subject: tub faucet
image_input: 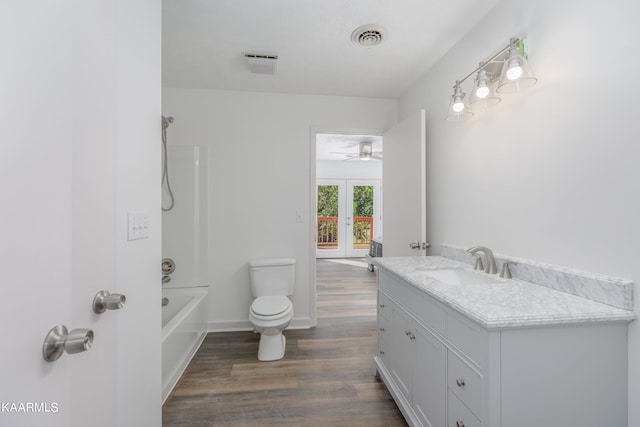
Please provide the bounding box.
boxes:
[467,246,498,274]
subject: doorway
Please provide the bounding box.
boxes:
[316,179,381,258]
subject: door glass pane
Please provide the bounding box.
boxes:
[317,185,339,250]
[352,185,374,249]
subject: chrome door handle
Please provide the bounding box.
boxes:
[93,290,126,314]
[43,325,94,362]
[410,242,430,250]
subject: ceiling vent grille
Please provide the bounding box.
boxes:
[351,25,387,47]
[244,53,278,74]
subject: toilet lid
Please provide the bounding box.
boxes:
[251,296,291,316]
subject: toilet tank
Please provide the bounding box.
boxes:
[249,258,296,297]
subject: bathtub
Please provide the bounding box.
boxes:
[162,287,208,403]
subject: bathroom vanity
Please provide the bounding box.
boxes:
[373,253,636,427]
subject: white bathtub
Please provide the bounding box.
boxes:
[162,287,208,403]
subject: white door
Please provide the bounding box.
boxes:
[346,180,380,258]
[382,110,428,256]
[316,179,347,257]
[1,2,160,426]
[316,179,380,258]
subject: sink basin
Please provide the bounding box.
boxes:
[418,268,501,285]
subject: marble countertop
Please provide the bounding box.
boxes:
[372,256,637,329]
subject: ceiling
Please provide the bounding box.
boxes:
[162,0,501,98]
[316,133,383,162]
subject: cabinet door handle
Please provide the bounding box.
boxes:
[379,327,385,332]
[456,378,466,387]
[456,421,465,427]
[379,304,385,308]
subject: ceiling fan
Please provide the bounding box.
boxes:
[331,141,383,161]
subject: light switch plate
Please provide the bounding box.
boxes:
[128,211,149,241]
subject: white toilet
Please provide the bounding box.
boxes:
[248,258,295,361]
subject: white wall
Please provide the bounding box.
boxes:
[162,88,396,330]
[398,0,640,423]
[316,159,382,180]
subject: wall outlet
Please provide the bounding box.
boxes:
[128,211,149,240]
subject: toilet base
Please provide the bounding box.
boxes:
[257,332,286,361]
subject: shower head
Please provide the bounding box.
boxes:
[161,116,174,130]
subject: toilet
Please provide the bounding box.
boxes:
[248,258,295,361]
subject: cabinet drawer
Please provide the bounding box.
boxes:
[448,390,481,427]
[447,313,483,366]
[378,291,390,320]
[380,271,445,335]
[448,351,482,419]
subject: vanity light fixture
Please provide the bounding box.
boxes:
[446,37,537,121]
[468,62,500,110]
[445,81,473,121]
[497,39,537,93]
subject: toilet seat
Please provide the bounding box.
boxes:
[250,296,292,321]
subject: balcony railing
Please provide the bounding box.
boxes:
[353,216,373,249]
[316,216,373,250]
[317,216,338,249]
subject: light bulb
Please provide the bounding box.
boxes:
[476,85,490,99]
[506,65,523,80]
[453,101,465,113]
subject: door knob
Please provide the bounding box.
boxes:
[410,242,430,250]
[93,290,126,314]
[43,325,94,362]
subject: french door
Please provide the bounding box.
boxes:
[316,179,381,258]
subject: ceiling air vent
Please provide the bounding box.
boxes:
[351,25,387,48]
[244,53,278,74]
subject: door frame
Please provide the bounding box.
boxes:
[308,127,384,327]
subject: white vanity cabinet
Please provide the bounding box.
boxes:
[375,268,630,427]
[385,297,447,427]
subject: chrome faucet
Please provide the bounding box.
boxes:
[467,246,498,274]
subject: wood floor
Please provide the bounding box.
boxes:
[162,258,407,427]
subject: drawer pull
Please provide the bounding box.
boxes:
[379,351,385,355]
[379,327,385,332]
[379,304,385,308]
[456,422,465,427]
[456,378,466,387]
